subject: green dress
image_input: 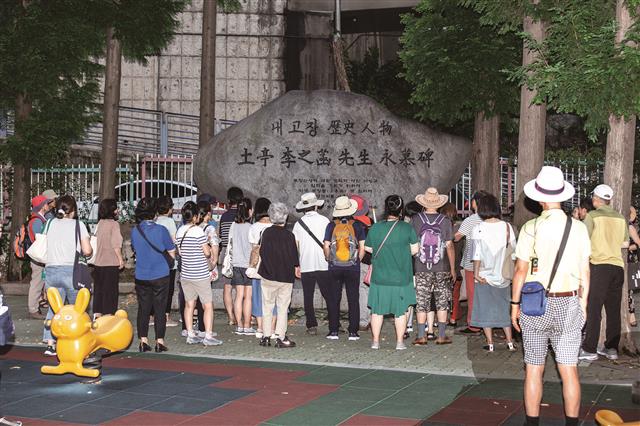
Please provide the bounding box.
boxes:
[364,220,418,317]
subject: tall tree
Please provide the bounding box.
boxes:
[97,0,186,200]
[199,0,217,148]
[400,0,521,197]
[0,0,104,280]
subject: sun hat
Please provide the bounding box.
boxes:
[31,195,48,212]
[349,194,372,226]
[296,192,325,210]
[523,166,575,203]
[415,187,448,209]
[332,196,358,218]
[592,184,613,201]
[42,189,58,200]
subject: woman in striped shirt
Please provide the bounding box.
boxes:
[176,202,222,346]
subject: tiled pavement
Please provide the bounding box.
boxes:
[1,346,638,425]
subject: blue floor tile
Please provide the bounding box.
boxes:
[44,403,133,424]
[3,396,79,418]
[89,391,169,410]
[144,395,232,415]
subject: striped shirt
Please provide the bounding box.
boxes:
[176,224,210,281]
[218,208,237,247]
[457,213,482,270]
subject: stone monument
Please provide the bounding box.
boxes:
[195,90,471,216]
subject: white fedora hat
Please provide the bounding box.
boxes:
[332,196,358,218]
[296,192,325,210]
[524,166,575,203]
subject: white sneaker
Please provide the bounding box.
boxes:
[44,345,56,357]
[597,348,618,360]
[243,327,256,336]
[182,330,210,338]
[396,342,407,350]
[578,349,598,361]
[234,327,244,335]
[203,336,223,346]
[255,330,263,339]
[186,335,203,344]
[371,342,380,350]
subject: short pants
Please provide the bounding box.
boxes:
[415,271,452,312]
[181,278,213,304]
[231,267,251,286]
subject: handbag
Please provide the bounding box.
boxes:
[136,224,175,269]
[221,223,234,279]
[72,220,93,291]
[25,219,52,264]
[364,220,399,286]
[501,222,515,281]
[521,216,572,316]
[87,223,99,265]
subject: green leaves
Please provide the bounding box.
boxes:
[399,0,521,127]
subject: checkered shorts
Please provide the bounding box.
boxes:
[415,271,452,313]
[520,296,585,366]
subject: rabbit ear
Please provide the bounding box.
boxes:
[47,287,63,313]
[74,288,91,314]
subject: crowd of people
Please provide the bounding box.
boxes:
[21,165,638,425]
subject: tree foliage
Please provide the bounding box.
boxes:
[399,0,521,128]
[0,0,105,167]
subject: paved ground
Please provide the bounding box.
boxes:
[1,346,638,426]
[7,295,639,385]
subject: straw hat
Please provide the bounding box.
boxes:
[296,192,325,210]
[524,166,575,203]
[332,196,358,217]
[415,187,448,209]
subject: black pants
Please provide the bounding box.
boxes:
[329,268,360,334]
[135,276,170,340]
[93,266,120,315]
[150,269,176,316]
[179,280,205,332]
[582,263,624,353]
[301,271,331,329]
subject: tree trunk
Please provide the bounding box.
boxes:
[7,93,33,281]
[513,6,546,229]
[331,37,351,92]
[605,0,638,355]
[472,111,500,198]
[199,0,217,148]
[99,27,122,201]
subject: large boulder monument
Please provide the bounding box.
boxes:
[195,90,471,216]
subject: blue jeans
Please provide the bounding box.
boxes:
[251,279,276,318]
[43,265,77,342]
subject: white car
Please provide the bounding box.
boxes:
[80,179,198,223]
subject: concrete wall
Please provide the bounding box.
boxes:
[117,0,287,121]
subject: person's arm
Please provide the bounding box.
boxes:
[112,225,124,269]
[410,243,419,256]
[446,241,456,280]
[473,259,486,284]
[583,213,594,237]
[323,224,332,261]
[510,259,529,332]
[210,244,219,265]
[358,240,365,261]
[323,241,331,261]
[629,224,640,250]
[249,244,260,268]
[579,255,590,316]
[80,237,93,257]
[454,231,464,243]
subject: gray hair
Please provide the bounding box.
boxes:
[268,202,288,225]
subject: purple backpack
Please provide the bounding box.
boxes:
[418,213,445,269]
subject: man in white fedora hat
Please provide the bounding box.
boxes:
[511,166,591,426]
[411,187,456,346]
[579,184,628,362]
[323,196,366,341]
[292,193,331,335]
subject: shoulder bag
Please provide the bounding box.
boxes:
[221,223,234,279]
[501,222,515,282]
[26,219,53,264]
[87,222,99,265]
[363,220,399,286]
[72,220,93,291]
[298,218,324,248]
[136,223,175,269]
[520,217,572,316]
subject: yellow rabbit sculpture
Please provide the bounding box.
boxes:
[41,287,133,378]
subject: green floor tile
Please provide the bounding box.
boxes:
[597,385,638,409]
[323,387,395,402]
[265,397,372,426]
[402,376,477,395]
[463,379,525,401]
[363,395,453,420]
[296,366,374,385]
[347,370,424,390]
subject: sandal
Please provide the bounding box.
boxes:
[426,332,436,341]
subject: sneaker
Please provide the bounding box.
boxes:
[166,319,179,327]
[507,342,517,352]
[255,330,263,339]
[43,346,56,357]
[597,348,619,360]
[181,330,209,338]
[234,327,244,335]
[149,319,154,326]
[483,344,495,352]
[348,332,360,341]
[306,326,318,336]
[186,335,203,344]
[396,342,407,350]
[326,332,339,340]
[371,341,380,350]
[259,336,271,347]
[243,327,257,336]
[275,336,296,348]
[406,325,414,333]
[203,336,223,346]
[578,349,598,361]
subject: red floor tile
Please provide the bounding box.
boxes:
[446,396,523,414]
[340,414,421,425]
[428,408,511,426]
[102,410,192,426]
[188,401,296,425]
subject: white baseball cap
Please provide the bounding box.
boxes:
[592,184,613,200]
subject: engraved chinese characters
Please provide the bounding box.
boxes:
[194,90,471,215]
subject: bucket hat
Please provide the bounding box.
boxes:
[296,192,325,210]
[332,196,358,218]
